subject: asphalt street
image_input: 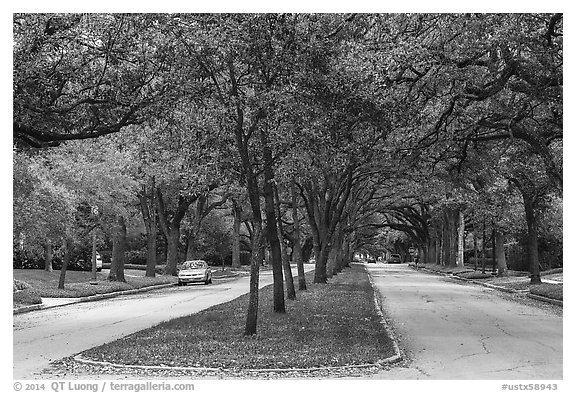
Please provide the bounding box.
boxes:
[366,263,562,379]
[13,265,313,380]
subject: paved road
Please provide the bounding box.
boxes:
[366,264,562,380]
[13,266,313,379]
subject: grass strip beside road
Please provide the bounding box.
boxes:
[81,264,396,370]
[530,283,563,301]
[13,269,177,299]
[419,263,563,301]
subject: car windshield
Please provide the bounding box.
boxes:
[182,261,207,270]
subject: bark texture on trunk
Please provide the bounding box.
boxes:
[58,237,72,289]
[156,190,196,276]
[245,222,262,336]
[435,229,441,265]
[164,226,181,276]
[275,186,296,300]
[314,244,331,284]
[447,209,458,267]
[495,229,508,277]
[523,194,541,284]
[232,200,242,268]
[492,227,497,274]
[482,218,487,274]
[290,181,306,290]
[261,128,285,313]
[456,210,465,267]
[139,179,157,278]
[473,228,479,271]
[145,233,157,277]
[44,241,53,272]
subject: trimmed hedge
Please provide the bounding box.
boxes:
[13,288,42,306]
[456,271,493,280]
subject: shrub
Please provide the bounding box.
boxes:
[457,271,493,279]
[125,250,147,265]
[13,288,42,306]
[13,279,31,291]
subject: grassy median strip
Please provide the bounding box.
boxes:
[530,283,563,301]
[13,269,177,299]
[81,264,396,370]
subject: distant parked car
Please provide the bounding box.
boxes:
[367,257,376,264]
[178,260,212,286]
[388,254,402,264]
[69,252,103,272]
[95,252,103,271]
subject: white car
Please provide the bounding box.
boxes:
[95,252,103,271]
[178,260,212,286]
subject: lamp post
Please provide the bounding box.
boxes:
[91,206,99,283]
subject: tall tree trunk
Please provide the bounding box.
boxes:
[44,241,53,272]
[156,190,196,276]
[279,232,296,300]
[58,237,72,289]
[108,215,127,282]
[473,226,478,271]
[495,229,508,277]
[260,126,285,313]
[164,225,181,276]
[232,199,242,268]
[340,236,350,271]
[443,209,458,267]
[145,228,157,277]
[491,226,497,274]
[314,241,331,284]
[481,218,487,274]
[290,181,306,290]
[331,225,345,275]
[274,186,296,300]
[185,230,198,260]
[456,210,465,267]
[522,194,541,284]
[435,227,441,265]
[139,179,157,278]
[327,246,338,278]
[447,209,458,267]
[245,221,263,335]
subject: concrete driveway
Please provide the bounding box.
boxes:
[13,265,313,379]
[366,263,562,380]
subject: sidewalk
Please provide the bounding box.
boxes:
[13,282,176,314]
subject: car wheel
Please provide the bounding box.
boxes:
[177,281,183,286]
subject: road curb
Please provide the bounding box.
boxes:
[527,293,563,307]
[13,304,42,314]
[73,353,394,374]
[413,266,562,307]
[13,283,176,315]
[363,265,403,365]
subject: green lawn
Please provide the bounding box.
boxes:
[81,264,396,370]
[13,269,177,299]
[530,283,563,301]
